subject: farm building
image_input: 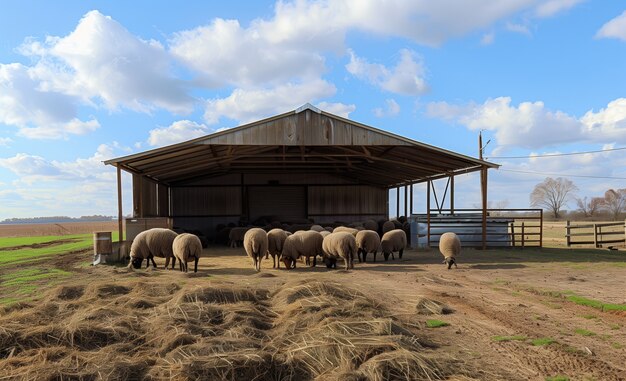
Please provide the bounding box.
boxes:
[105,104,499,245]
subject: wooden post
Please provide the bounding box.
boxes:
[539,209,543,248]
[410,183,414,215]
[593,223,598,248]
[450,175,455,214]
[565,220,571,247]
[396,187,400,219]
[521,222,525,249]
[116,166,123,244]
[404,184,408,218]
[480,166,488,250]
[510,222,516,248]
[427,181,431,247]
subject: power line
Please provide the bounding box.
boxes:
[499,168,626,180]
[486,146,626,159]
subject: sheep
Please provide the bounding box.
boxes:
[380,229,407,261]
[439,232,460,269]
[322,232,356,270]
[333,226,359,236]
[172,233,202,273]
[267,228,289,269]
[382,220,396,235]
[362,219,378,232]
[319,230,331,238]
[128,228,178,270]
[355,230,381,263]
[280,230,323,269]
[243,228,268,272]
[229,227,251,248]
[309,224,325,232]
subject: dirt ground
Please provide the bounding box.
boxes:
[1,244,625,380]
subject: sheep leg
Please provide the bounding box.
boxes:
[149,256,157,268]
[194,257,199,273]
[312,255,317,267]
[179,260,183,272]
[171,257,176,270]
[399,249,403,259]
[164,256,170,269]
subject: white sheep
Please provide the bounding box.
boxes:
[355,230,381,263]
[128,228,178,269]
[382,220,396,235]
[243,228,268,272]
[267,228,289,269]
[333,226,359,236]
[172,233,202,273]
[229,227,251,248]
[439,232,460,269]
[380,229,407,261]
[280,230,323,269]
[322,232,356,270]
[319,230,331,238]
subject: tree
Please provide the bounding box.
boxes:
[602,189,626,220]
[530,177,578,218]
[575,196,604,218]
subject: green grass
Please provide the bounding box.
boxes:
[581,314,597,319]
[426,319,450,328]
[532,338,555,346]
[609,324,620,330]
[492,335,527,342]
[0,232,120,249]
[1,268,71,287]
[566,295,626,312]
[574,328,596,336]
[545,376,569,381]
[612,342,624,349]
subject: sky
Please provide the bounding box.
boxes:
[1,0,626,219]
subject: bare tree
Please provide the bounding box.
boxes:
[575,196,604,218]
[603,189,626,220]
[530,177,578,218]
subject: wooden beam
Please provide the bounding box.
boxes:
[427,181,431,247]
[450,175,455,214]
[117,166,124,248]
[481,166,488,250]
[396,187,400,219]
[404,183,408,218]
[410,183,414,215]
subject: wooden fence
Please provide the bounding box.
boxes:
[565,220,626,248]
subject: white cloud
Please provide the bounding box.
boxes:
[23,10,194,114]
[346,49,428,95]
[170,18,326,87]
[373,99,401,118]
[0,63,100,139]
[581,98,626,142]
[148,120,210,147]
[427,97,582,148]
[315,102,356,118]
[480,32,495,45]
[506,22,532,35]
[204,79,336,125]
[596,10,626,41]
[428,97,626,149]
[534,0,583,18]
[0,137,13,147]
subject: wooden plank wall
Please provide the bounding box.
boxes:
[308,185,387,217]
[133,175,158,217]
[171,186,242,217]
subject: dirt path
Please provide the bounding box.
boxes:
[2,246,625,380]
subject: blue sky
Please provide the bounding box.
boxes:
[1,0,626,218]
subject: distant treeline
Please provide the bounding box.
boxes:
[0,215,116,224]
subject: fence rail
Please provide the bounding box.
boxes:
[422,208,543,249]
[565,220,625,248]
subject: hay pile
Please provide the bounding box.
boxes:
[0,278,465,380]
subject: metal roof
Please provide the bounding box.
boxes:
[105,104,499,188]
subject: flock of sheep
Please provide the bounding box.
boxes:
[127,219,461,273]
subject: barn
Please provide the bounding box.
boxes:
[105,104,498,246]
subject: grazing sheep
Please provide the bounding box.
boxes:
[244,228,268,272]
[281,231,323,269]
[172,233,202,273]
[333,226,359,236]
[380,229,407,261]
[322,232,356,270]
[267,228,289,269]
[129,228,178,270]
[355,230,381,263]
[309,224,325,232]
[382,220,396,235]
[229,227,251,248]
[362,219,378,232]
[439,232,461,269]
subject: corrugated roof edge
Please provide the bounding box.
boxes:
[104,103,499,169]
